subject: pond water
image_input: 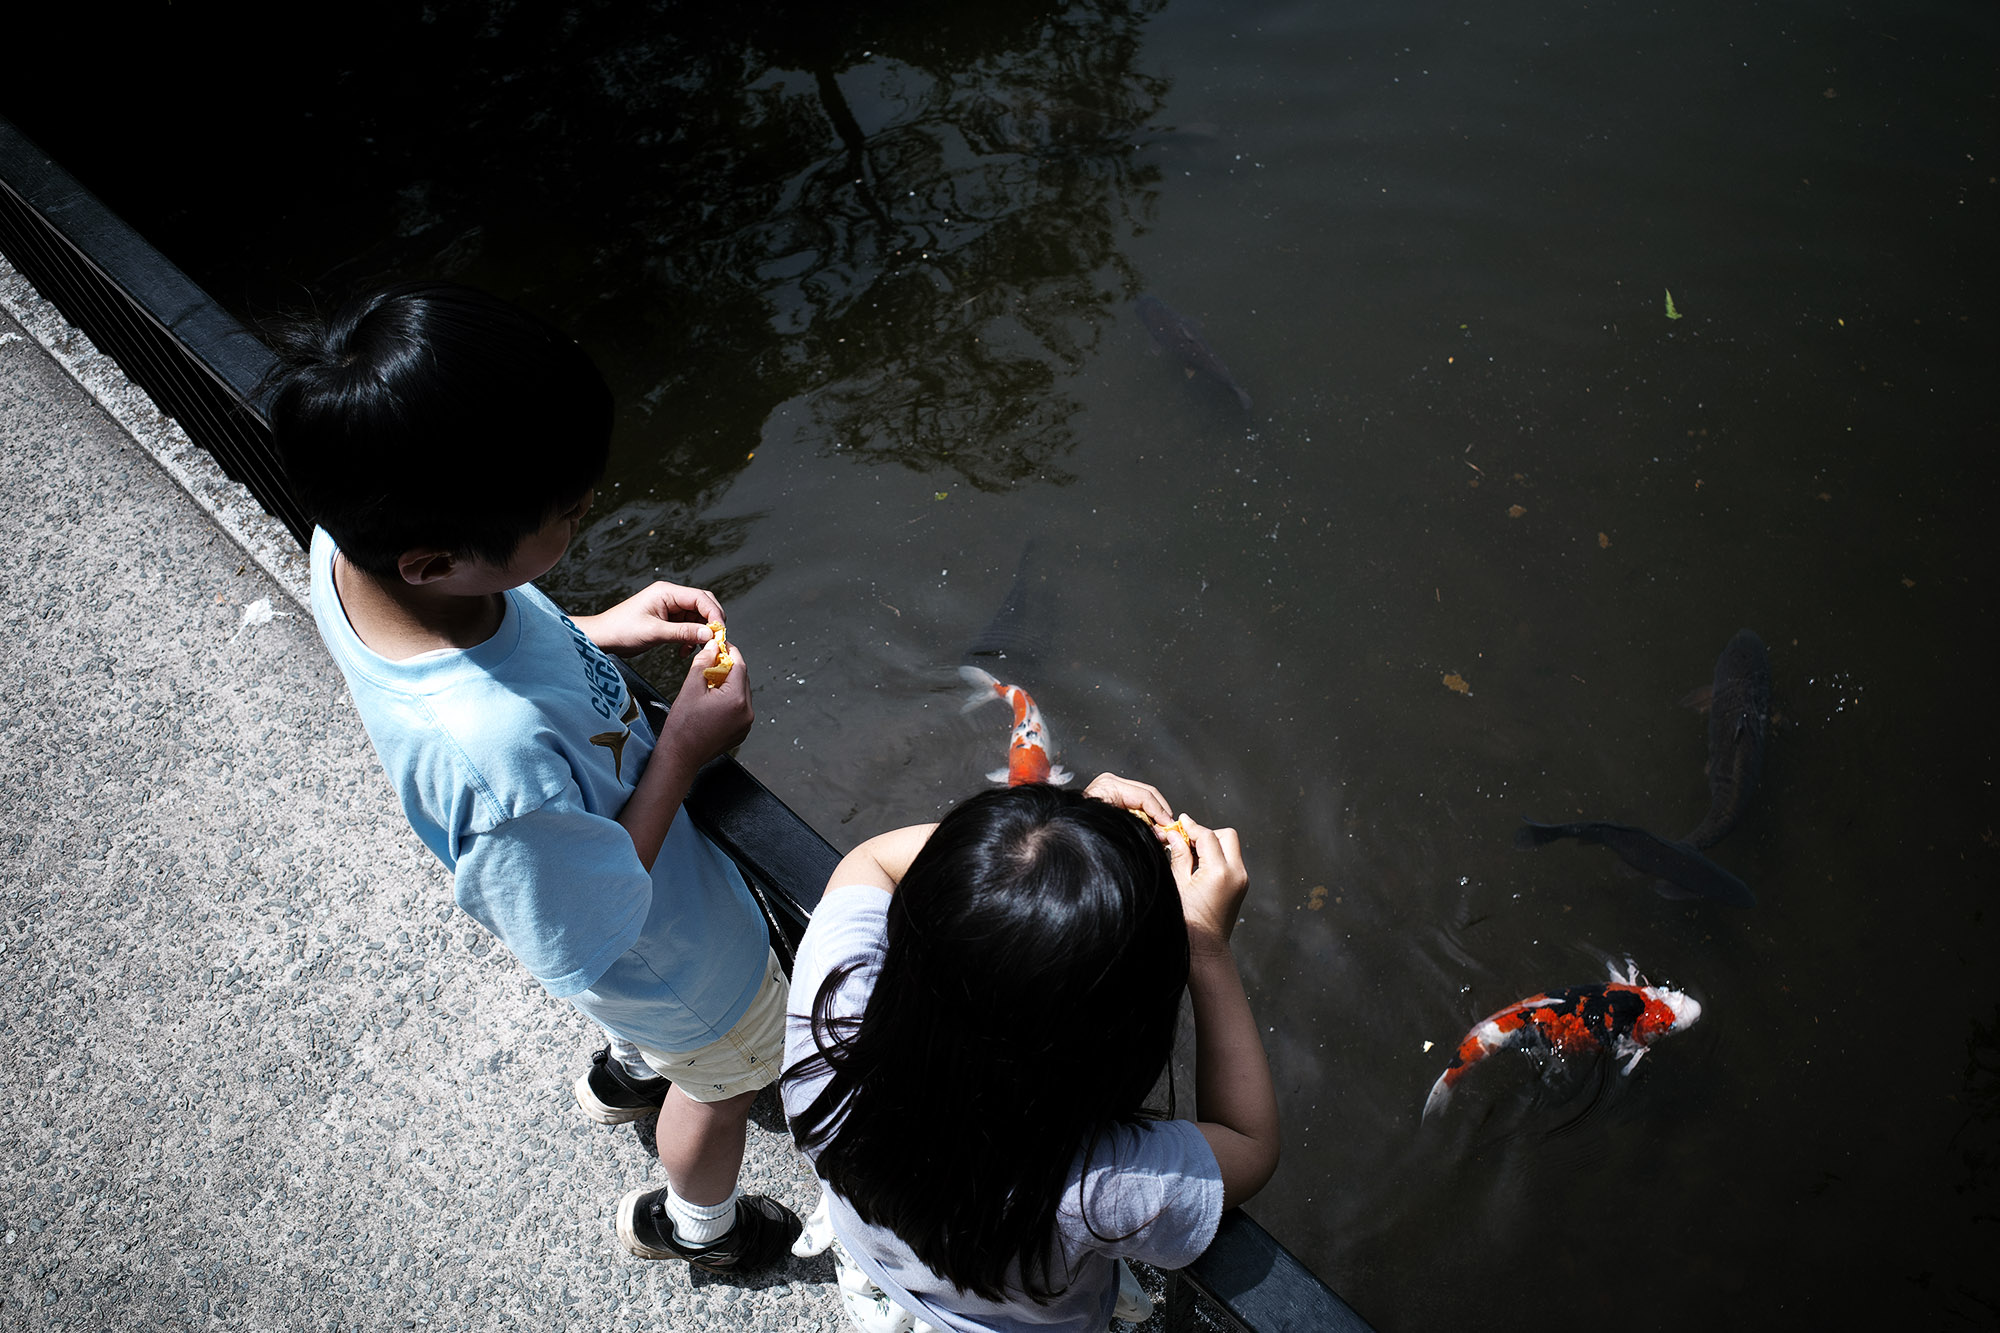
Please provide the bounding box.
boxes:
[11,0,1996,1325]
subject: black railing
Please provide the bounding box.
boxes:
[0,118,306,543]
[0,113,1374,1333]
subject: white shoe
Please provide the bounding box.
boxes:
[1113,1258,1154,1323]
[792,1192,835,1258]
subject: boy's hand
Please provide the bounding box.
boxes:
[574,582,726,659]
[661,638,754,765]
[1165,815,1249,951]
[1083,772,1175,825]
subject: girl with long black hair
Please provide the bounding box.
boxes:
[782,773,1280,1332]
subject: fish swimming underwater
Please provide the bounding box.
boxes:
[1514,628,1771,905]
[960,665,1074,787]
[1678,628,1772,848]
[963,539,1055,669]
[1423,960,1702,1119]
[1136,295,1253,411]
[1513,819,1756,907]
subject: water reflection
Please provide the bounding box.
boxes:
[382,1,1173,534]
[661,4,1172,494]
[9,1,1175,590]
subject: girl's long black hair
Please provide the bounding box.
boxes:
[784,783,1190,1303]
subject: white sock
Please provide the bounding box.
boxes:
[607,1037,658,1082]
[666,1186,739,1246]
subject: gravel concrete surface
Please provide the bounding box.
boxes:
[0,277,841,1332]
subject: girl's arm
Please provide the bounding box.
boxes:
[1170,818,1282,1210]
[826,823,938,895]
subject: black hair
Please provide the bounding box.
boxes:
[785,783,1190,1304]
[264,281,612,577]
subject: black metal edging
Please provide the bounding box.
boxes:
[1172,1211,1375,1333]
[0,115,307,543]
[0,118,1374,1333]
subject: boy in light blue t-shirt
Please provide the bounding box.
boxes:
[269,281,799,1275]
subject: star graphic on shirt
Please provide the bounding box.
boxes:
[589,696,643,780]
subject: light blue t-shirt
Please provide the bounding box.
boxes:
[309,528,768,1051]
[784,885,1224,1333]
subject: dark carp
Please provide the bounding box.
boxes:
[1513,629,1773,907]
[1513,819,1756,908]
[963,539,1054,669]
[1677,628,1772,848]
[1136,295,1252,411]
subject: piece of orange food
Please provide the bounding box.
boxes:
[1132,809,1190,840]
[702,622,734,689]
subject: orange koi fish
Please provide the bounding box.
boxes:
[1423,960,1701,1118]
[959,665,1073,787]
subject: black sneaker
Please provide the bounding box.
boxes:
[616,1188,803,1274]
[573,1045,670,1125]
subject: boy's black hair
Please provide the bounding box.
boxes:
[266,281,613,577]
[784,784,1190,1304]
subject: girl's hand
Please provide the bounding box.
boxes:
[575,582,725,658]
[1165,815,1249,950]
[661,638,753,765]
[1082,772,1175,826]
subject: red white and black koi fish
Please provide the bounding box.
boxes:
[1423,960,1701,1119]
[960,665,1073,787]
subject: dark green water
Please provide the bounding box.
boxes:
[11,1,1996,1324]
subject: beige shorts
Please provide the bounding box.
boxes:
[631,949,787,1102]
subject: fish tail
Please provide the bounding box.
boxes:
[959,664,1004,713]
[1513,818,1580,850]
[1422,1069,1458,1120]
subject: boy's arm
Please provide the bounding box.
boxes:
[572,581,724,659]
[618,638,752,870]
[1169,818,1282,1211]
[826,824,939,895]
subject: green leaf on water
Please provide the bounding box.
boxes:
[934,491,950,501]
[1665,289,1682,320]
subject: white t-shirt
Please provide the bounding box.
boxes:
[783,884,1224,1333]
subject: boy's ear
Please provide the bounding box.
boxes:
[397,548,459,586]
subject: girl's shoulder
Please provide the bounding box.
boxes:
[1062,1119,1225,1267]
[791,885,892,1004]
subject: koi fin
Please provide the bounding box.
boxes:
[1049,764,1074,787]
[1618,1042,1649,1075]
[985,767,1011,785]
